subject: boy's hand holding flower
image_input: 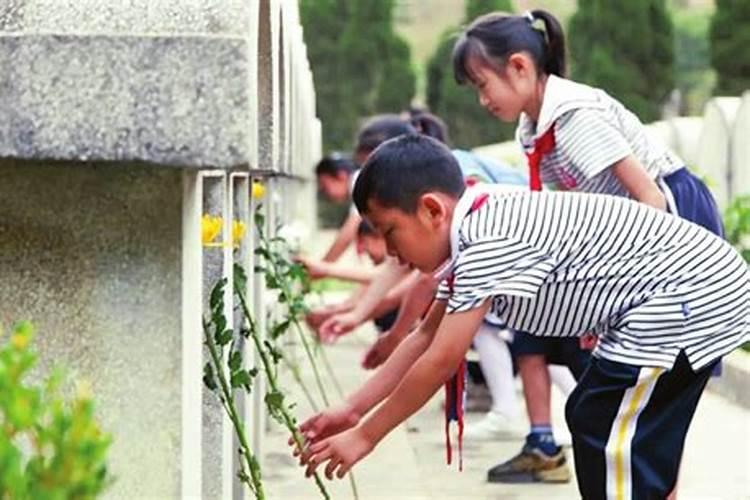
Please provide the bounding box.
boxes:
[289,402,361,456]
[302,426,375,480]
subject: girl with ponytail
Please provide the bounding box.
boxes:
[453,9,722,500]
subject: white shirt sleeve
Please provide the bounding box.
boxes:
[555,109,633,182]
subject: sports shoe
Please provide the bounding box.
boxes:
[463,411,521,440]
[486,443,571,483]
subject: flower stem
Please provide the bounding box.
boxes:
[203,321,264,499]
[235,284,330,500]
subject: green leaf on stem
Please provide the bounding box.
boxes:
[216,329,233,346]
[230,370,253,391]
[233,264,248,291]
[265,274,280,290]
[254,206,265,228]
[264,391,285,420]
[264,340,284,364]
[270,319,291,340]
[203,363,217,391]
[254,247,271,260]
[228,350,242,371]
[213,313,227,336]
[210,279,227,310]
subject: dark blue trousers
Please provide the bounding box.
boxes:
[565,352,717,500]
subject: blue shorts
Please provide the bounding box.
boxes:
[663,167,723,236]
[511,332,590,380]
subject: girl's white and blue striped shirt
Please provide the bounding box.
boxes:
[516,75,683,196]
[436,187,750,370]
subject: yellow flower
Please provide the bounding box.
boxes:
[232,220,246,247]
[202,214,222,245]
[10,332,30,350]
[9,321,33,350]
[251,181,266,199]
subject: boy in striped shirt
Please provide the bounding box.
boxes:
[297,135,749,500]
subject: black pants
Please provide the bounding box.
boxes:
[565,352,717,500]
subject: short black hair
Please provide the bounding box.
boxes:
[355,114,417,156]
[353,134,465,214]
[357,219,378,237]
[315,153,357,177]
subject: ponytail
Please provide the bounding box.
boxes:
[453,9,568,84]
[530,9,566,77]
[408,110,450,145]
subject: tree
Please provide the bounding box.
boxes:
[426,0,516,148]
[673,8,714,115]
[710,0,750,95]
[568,0,675,122]
[300,0,416,151]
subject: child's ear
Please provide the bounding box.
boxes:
[419,193,448,225]
[507,52,534,77]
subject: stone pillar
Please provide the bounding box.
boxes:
[696,97,741,207]
[730,91,750,199]
[0,1,321,498]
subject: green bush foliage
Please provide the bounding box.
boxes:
[710,0,750,96]
[0,321,112,499]
[569,0,675,122]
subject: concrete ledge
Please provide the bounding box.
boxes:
[707,349,750,409]
[0,34,252,168]
[0,0,252,35]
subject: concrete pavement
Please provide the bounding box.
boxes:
[262,323,750,500]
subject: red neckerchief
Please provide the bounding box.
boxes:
[443,192,490,471]
[525,125,556,191]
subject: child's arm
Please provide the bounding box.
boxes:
[298,256,380,284]
[322,212,361,262]
[318,258,411,337]
[302,300,490,479]
[362,272,438,369]
[297,300,447,444]
[365,269,421,320]
[611,155,667,210]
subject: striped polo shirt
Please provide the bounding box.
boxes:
[516,75,683,196]
[436,187,750,370]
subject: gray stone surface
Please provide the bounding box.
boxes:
[0,34,252,168]
[0,159,183,498]
[0,0,253,35]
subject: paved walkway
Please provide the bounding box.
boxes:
[262,322,750,500]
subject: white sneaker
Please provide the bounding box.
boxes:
[463,411,522,441]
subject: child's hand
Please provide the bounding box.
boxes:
[289,404,361,450]
[301,427,374,480]
[318,311,360,342]
[361,332,398,370]
[579,333,598,350]
[305,307,335,330]
[296,256,330,280]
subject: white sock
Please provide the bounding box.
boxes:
[548,364,577,398]
[474,323,518,419]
